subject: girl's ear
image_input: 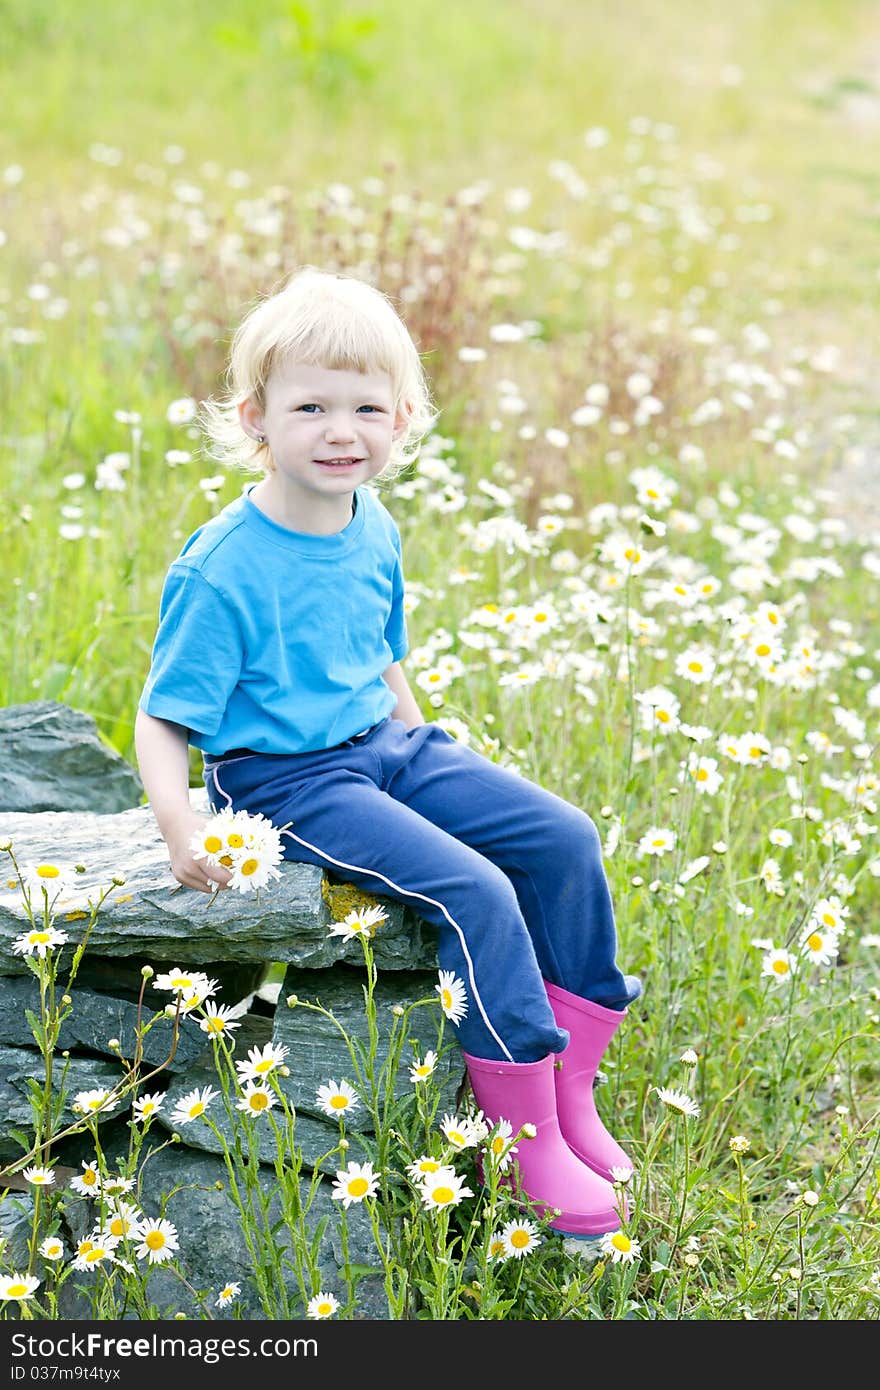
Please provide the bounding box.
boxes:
[238,397,265,439]
[393,401,412,437]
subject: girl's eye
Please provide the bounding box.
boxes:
[298,404,321,413]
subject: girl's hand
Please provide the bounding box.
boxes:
[165,810,233,894]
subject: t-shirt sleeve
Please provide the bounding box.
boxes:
[385,521,409,662]
[138,564,244,738]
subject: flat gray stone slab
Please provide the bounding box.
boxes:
[0,701,143,813]
[0,794,438,975]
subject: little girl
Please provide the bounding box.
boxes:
[135,265,642,1237]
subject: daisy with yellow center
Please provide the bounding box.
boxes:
[74,1088,118,1116]
[811,897,848,933]
[307,1291,340,1319]
[169,1085,218,1125]
[406,1156,443,1182]
[39,1237,65,1261]
[234,1041,289,1084]
[153,967,216,998]
[655,1086,701,1118]
[436,969,468,1024]
[675,648,715,684]
[328,904,389,942]
[104,1202,143,1241]
[800,928,839,967]
[0,1273,40,1301]
[316,1079,360,1118]
[23,1165,55,1187]
[761,947,797,982]
[418,1166,473,1211]
[331,1161,379,1209]
[599,1229,642,1264]
[22,862,72,903]
[500,1218,541,1259]
[486,1119,518,1171]
[133,1091,166,1123]
[488,1234,508,1261]
[409,1050,438,1084]
[101,1175,134,1196]
[637,826,676,857]
[73,1237,119,1272]
[236,1081,276,1117]
[12,926,69,958]
[134,1217,179,1265]
[70,1161,101,1196]
[227,845,282,893]
[216,1282,241,1308]
[440,1113,478,1151]
[197,1000,246,1036]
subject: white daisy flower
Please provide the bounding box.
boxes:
[73,1088,118,1116]
[100,1174,134,1196]
[307,1291,340,1319]
[331,1161,379,1208]
[328,904,388,941]
[800,928,839,967]
[810,897,849,934]
[69,1161,102,1197]
[216,1281,241,1307]
[153,967,216,999]
[38,1237,65,1261]
[409,1050,438,1083]
[655,1086,701,1118]
[638,827,676,857]
[12,926,69,958]
[488,1231,509,1261]
[166,397,197,425]
[418,1166,474,1211]
[598,1229,642,1264]
[436,969,468,1024]
[72,1236,119,1272]
[761,947,797,983]
[500,1217,541,1259]
[406,1155,444,1183]
[315,1079,360,1118]
[102,1201,143,1243]
[22,1165,55,1187]
[134,1217,179,1265]
[196,1000,247,1037]
[236,1081,276,1117]
[132,1091,166,1123]
[234,1041,289,1083]
[169,1085,218,1125]
[20,862,74,902]
[227,847,283,893]
[439,1112,479,1152]
[0,1273,41,1301]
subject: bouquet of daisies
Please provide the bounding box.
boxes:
[190,808,284,894]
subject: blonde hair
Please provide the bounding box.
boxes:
[199,265,439,479]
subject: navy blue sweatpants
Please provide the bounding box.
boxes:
[204,716,640,1063]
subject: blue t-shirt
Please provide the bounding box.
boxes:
[139,483,408,755]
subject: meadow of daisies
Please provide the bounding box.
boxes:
[1,0,879,1321]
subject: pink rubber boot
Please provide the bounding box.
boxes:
[463,1050,625,1235]
[544,981,632,1181]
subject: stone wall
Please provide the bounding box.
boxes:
[0,702,462,1318]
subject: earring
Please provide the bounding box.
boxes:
[257,434,266,444]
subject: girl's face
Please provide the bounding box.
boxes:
[241,359,405,506]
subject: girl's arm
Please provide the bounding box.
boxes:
[134,708,231,893]
[383,661,425,729]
